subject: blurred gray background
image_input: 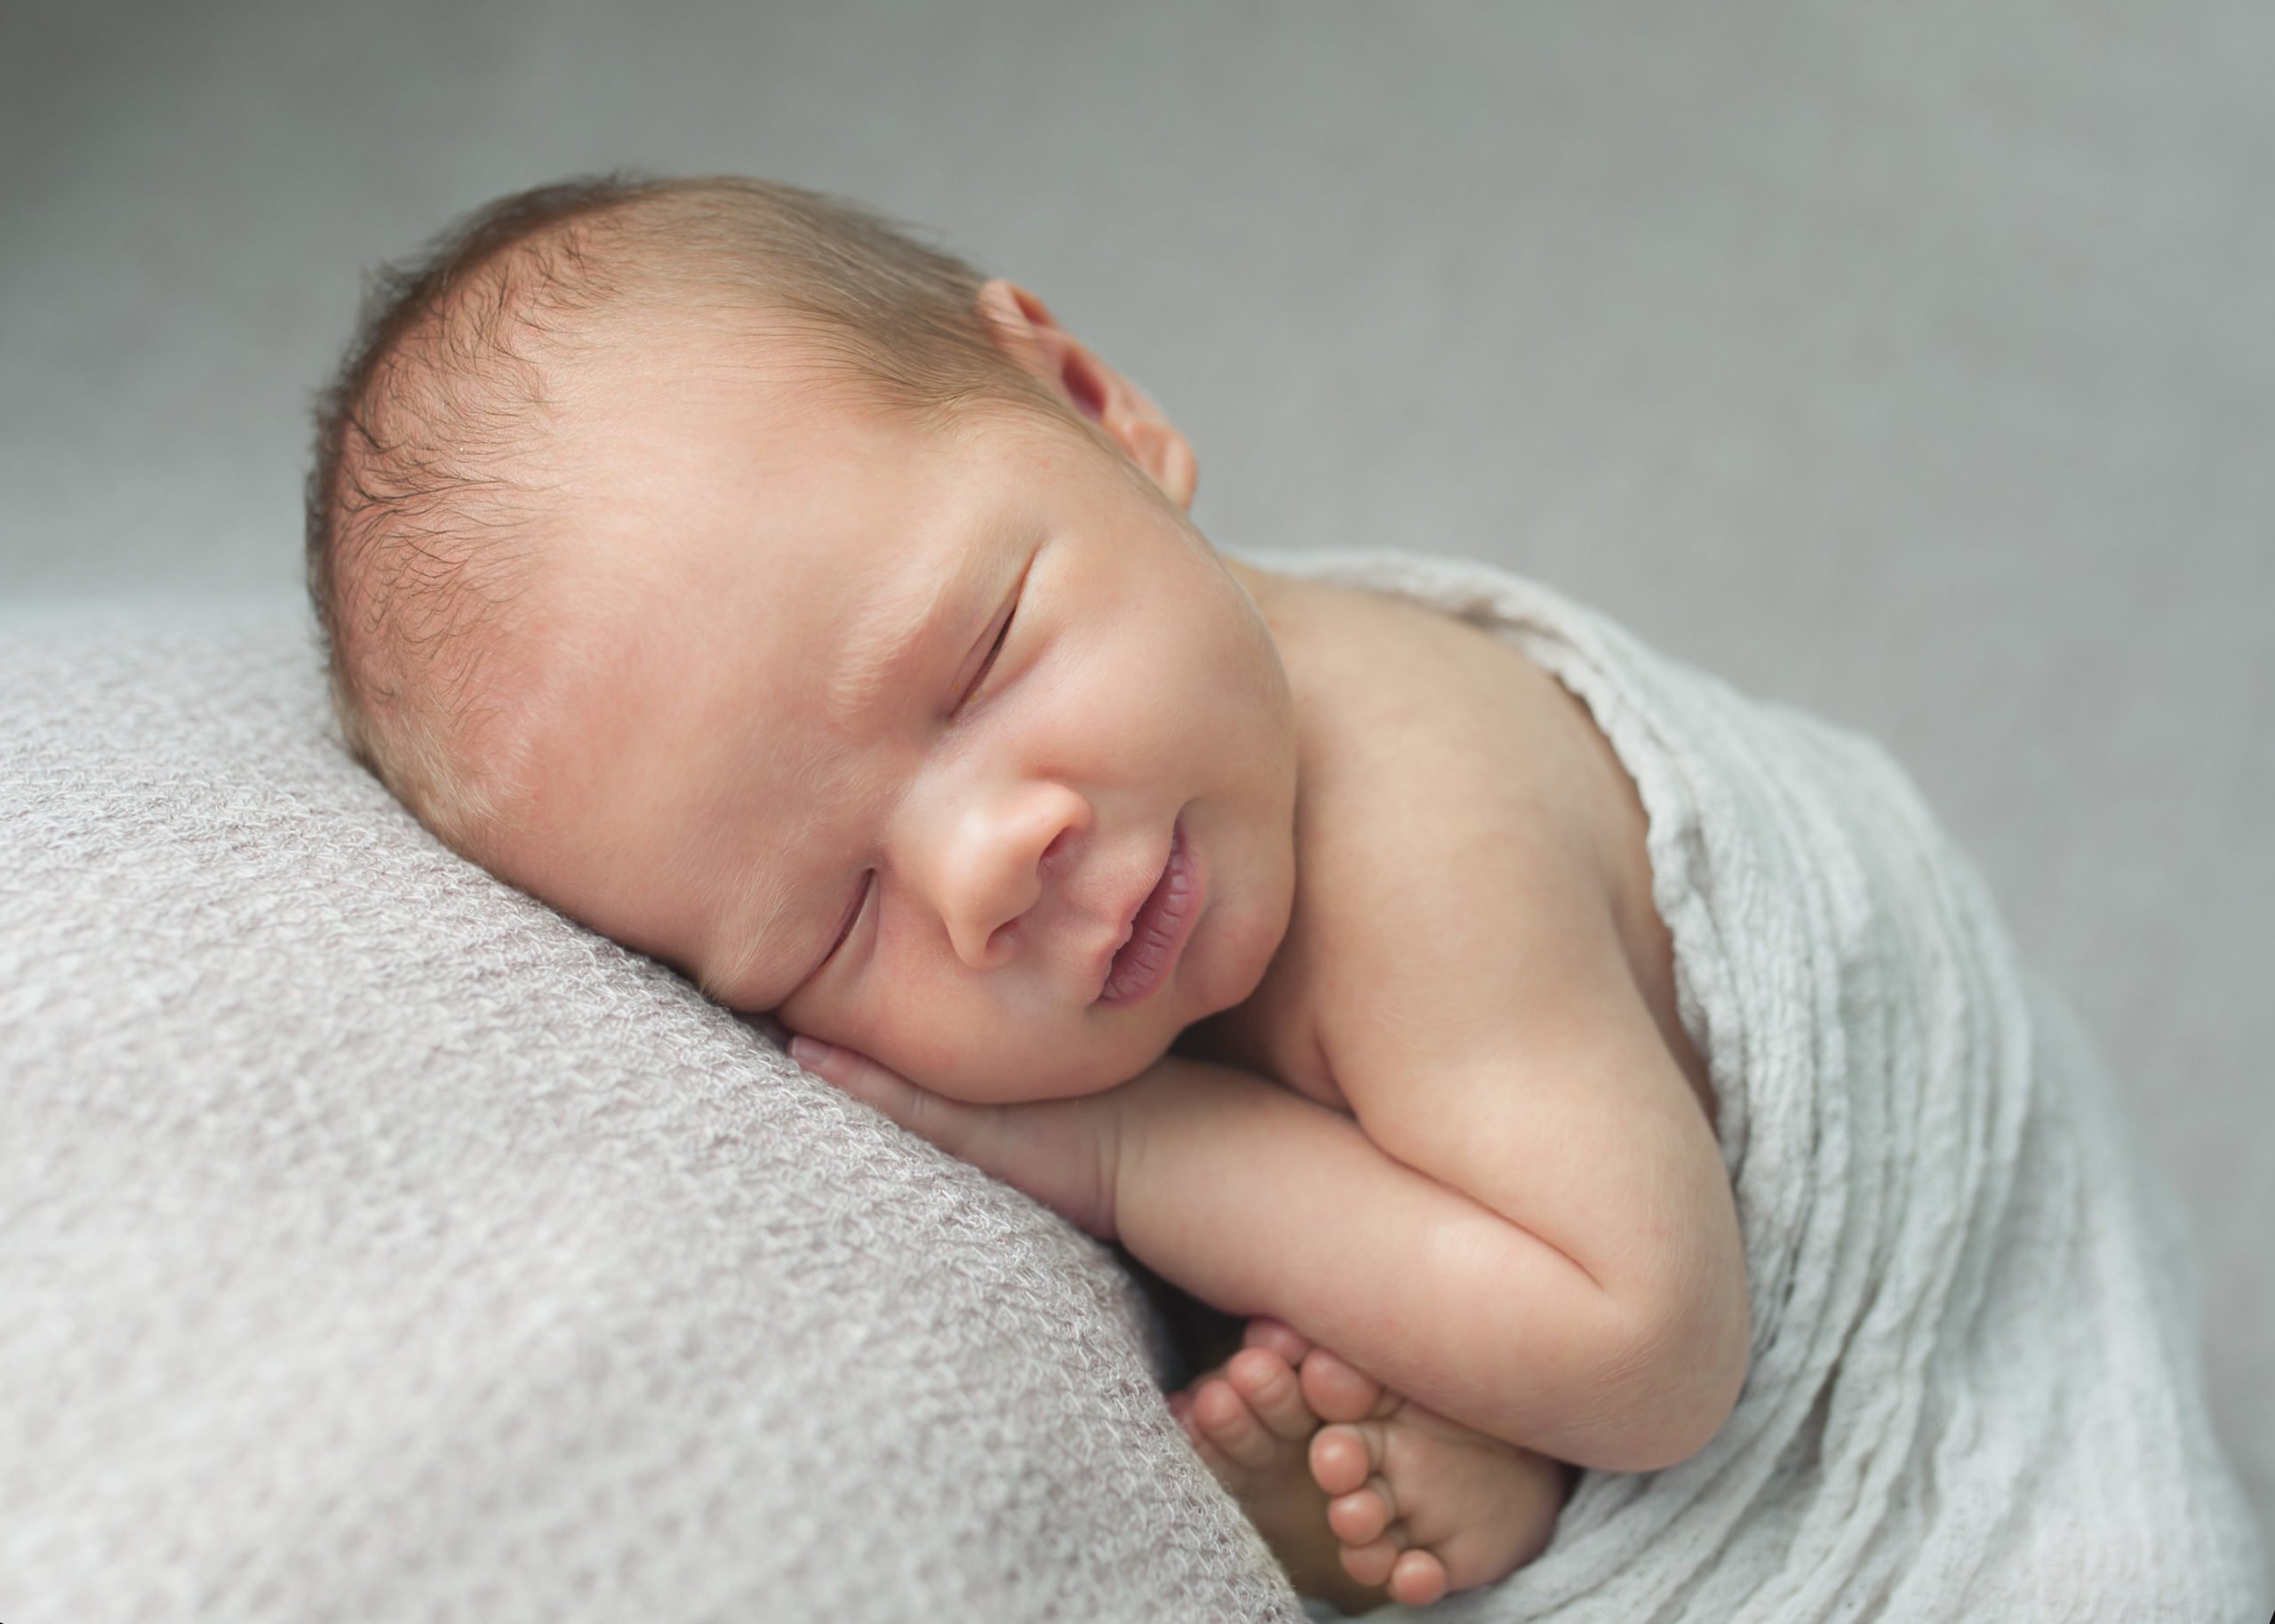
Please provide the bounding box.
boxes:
[4,0,2269,1553]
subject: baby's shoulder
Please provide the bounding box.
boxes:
[1209,569,1697,1115]
[1247,571,1635,879]
[1257,576,1592,776]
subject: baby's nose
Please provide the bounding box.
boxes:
[934,783,1090,970]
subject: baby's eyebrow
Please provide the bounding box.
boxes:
[825,542,994,732]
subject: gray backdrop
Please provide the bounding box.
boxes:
[5,0,2269,1556]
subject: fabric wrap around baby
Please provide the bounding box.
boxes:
[1256,552,2265,1621]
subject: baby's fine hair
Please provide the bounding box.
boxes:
[306,173,1054,851]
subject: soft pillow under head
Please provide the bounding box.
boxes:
[0,601,1296,1622]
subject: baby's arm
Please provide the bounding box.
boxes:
[1170,574,1751,1472]
[1122,1015,1740,1470]
[800,994,1742,1474]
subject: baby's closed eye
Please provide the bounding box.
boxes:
[953,569,1026,712]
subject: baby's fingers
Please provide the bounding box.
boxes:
[792,1036,986,1152]
[790,1034,1118,1238]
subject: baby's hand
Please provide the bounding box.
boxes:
[787,1035,1125,1239]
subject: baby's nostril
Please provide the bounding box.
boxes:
[1040,827,1073,871]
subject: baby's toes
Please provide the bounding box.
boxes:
[1308,1420,1385,1500]
[1336,1531,1404,1590]
[1241,1316,1315,1368]
[1191,1374,1288,1472]
[1385,1548,1450,1608]
[1324,1476,1397,1547]
[1298,1346,1390,1425]
[1168,1391,1233,1477]
[1225,1347,1318,1443]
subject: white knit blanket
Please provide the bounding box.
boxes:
[1261,553,2265,1621]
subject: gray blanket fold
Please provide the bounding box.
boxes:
[0,604,1299,1623]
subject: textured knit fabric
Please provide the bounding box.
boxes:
[1256,553,2267,1622]
[0,602,1300,1623]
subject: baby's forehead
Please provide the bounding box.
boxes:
[531,428,946,703]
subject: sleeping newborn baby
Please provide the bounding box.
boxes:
[307,176,2262,1618]
[308,174,1742,1608]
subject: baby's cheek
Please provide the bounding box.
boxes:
[786,967,1171,1103]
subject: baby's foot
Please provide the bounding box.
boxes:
[1171,1319,1382,1612]
[1301,1348,1568,1607]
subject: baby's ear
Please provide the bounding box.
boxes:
[977,280,1198,511]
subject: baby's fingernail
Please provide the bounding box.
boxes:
[789,1035,831,1070]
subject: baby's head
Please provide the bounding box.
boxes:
[308,175,1297,1101]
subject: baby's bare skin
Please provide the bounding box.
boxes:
[786,561,1742,1602]
[1172,1318,1566,1608]
[1131,564,1712,1603]
[462,278,1748,1604]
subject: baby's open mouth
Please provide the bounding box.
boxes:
[1098,821,1198,1007]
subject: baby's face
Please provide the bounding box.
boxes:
[488,325,1298,1102]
